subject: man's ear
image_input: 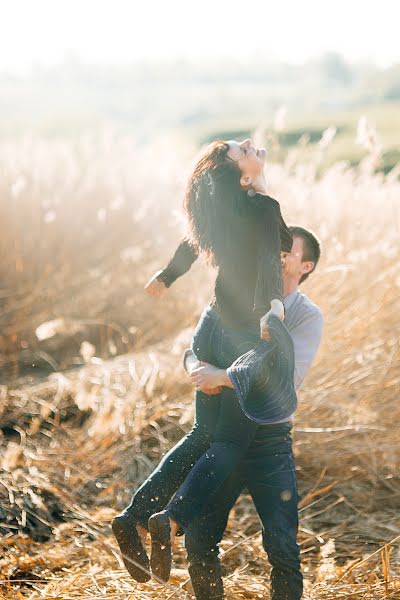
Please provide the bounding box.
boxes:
[301,261,314,275]
[240,174,252,189]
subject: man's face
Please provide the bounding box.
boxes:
[282,236,313,281]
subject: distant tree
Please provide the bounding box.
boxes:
[382,65,400,100]
[319,52,353,84]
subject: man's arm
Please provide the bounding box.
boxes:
[188,308,324,393]
[289,309,324,389]
[155,236,199,288]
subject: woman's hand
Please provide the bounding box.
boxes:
[144,270,168,299]
[260,299,285,341]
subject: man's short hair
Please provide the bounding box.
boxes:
[289,226,321,284]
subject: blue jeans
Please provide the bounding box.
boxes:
[185,433,302,600]
[123,305,302,597]
[125,306,260,528]
[165,305,266,529]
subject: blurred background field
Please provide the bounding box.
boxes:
[1,1,400,598]
[2,57,400,172]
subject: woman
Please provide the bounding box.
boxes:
[112,139,293,583]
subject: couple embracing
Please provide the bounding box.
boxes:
[112,139,324,599]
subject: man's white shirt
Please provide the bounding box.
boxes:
[284,289,324,391]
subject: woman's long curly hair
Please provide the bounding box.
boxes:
[183,141,250,267]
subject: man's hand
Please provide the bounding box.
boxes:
[144,270,168,299]
[183,352,222,395]
[189,362,233,395]
[260,299,285,341]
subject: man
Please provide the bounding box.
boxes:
[187,226,322,393]
[146,225,323,599]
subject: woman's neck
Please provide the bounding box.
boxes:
[251,173,268,195]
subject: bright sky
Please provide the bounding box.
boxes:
[1,0,399,72]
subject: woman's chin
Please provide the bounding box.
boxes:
[258,149,267,162]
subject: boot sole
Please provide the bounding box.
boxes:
[148,514,172,583]
[112,516,151,583]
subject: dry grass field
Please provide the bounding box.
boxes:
[0,127,400,598]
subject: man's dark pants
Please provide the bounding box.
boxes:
[126,394,302,598]
[185,428,302,600]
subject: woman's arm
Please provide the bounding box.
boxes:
[277,204,293,253]
[155,236,199,288]
[253,196,287,312]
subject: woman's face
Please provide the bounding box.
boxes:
[226,139,266,187]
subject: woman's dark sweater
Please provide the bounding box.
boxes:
[157,194,293,328]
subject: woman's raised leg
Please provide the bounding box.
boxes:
[112,387,221,581]
[148,322,261,580]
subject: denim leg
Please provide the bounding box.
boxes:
[123,389,221,528]
[242,441,302,600]
[121,308,223,526]
[165,320,261,529]
[166,385,259,529]
[185,470,245,600]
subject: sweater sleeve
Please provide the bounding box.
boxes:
[278,205,293,253]
[253,195,290,311]
[155,236,199,288]
[290,308,324,390]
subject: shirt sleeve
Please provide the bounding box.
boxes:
[278,205,293,253]
[155,236,199,288]
[290,309,324,390]
[253,195,288,311]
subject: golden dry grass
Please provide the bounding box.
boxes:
[0,128,400,598]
